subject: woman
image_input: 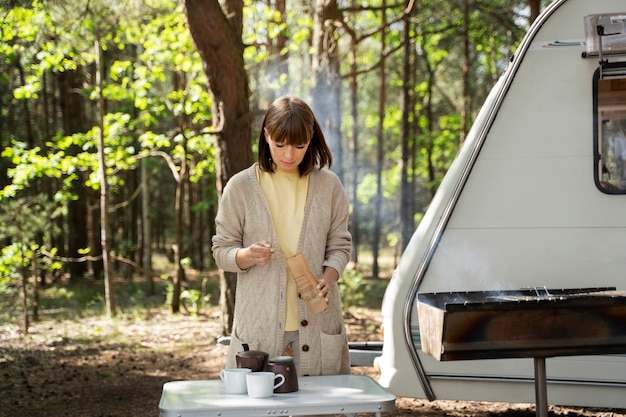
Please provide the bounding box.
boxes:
[212,95,352,376]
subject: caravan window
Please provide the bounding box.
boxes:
[595,71,626,193]
[587,12,626,193]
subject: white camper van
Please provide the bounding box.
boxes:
[376,0,626,410]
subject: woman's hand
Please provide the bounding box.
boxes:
[236,241,275,270]
[316,267,339,302]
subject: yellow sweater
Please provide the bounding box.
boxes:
[258,166,309,331]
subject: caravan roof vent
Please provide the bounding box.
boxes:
[583,12,626,59]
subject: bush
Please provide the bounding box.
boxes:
[339,267,388,309]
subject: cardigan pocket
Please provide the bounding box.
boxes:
[320,325,347,375]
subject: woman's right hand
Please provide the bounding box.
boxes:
[236,241,276,269]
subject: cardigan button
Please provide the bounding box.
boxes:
[300,320,308,327]
[297,292,303,299]
[302,344,310,352]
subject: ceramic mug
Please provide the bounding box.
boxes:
[245,371,285,398]
[220,368,252,394]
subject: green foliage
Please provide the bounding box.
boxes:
[0,0,532,314]
[180,289,202,316]
[36,284,104,315]
[339,269,381,309]
[0,246,21,299]
[0,194,62,269]
[162,272,216,316]
[1,0,215,198]
[25,280,167,320]
[0,194,63,318]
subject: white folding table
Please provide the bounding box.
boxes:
[159,374,396,417]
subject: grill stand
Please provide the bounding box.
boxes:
[417,288,626,417]
[533,357,548,417]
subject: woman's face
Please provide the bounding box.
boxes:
[265,133,310,173]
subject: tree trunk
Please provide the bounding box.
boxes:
[15,56,35,148]
[529,0,541,23]
[460,0,470,145]
[372,0,387,279]
[182,0,253,334]
[400,12,414,252]
[311,0,344,181]
[141,158,154,295]
[268,0,288,99]
[420,26,437,199]
[171,140,187,314]
[57,68,90,283]
[95,39,115,318]
[349,39,360,264]
[20,243,29,334]
[32,251,39,322]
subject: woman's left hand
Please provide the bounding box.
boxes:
[317,267,339,302]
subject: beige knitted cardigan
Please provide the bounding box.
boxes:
[212,164,352,376]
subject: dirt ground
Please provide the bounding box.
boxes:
[1,307,625,417]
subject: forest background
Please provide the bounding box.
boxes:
[0,0,547,338]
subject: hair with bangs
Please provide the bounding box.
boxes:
[258,95,333,175]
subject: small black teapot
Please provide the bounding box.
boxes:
[235,343,269,372]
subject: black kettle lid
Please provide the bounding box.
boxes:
[237,343,268,358]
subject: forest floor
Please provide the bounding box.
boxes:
[2,306,625,417]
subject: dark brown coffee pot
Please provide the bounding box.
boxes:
[267,356,298,393]
[236,344,268,372]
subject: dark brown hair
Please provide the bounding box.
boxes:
[258,95,333,175]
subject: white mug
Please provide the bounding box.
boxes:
[245,371,285,398]
[220,368,252,394]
